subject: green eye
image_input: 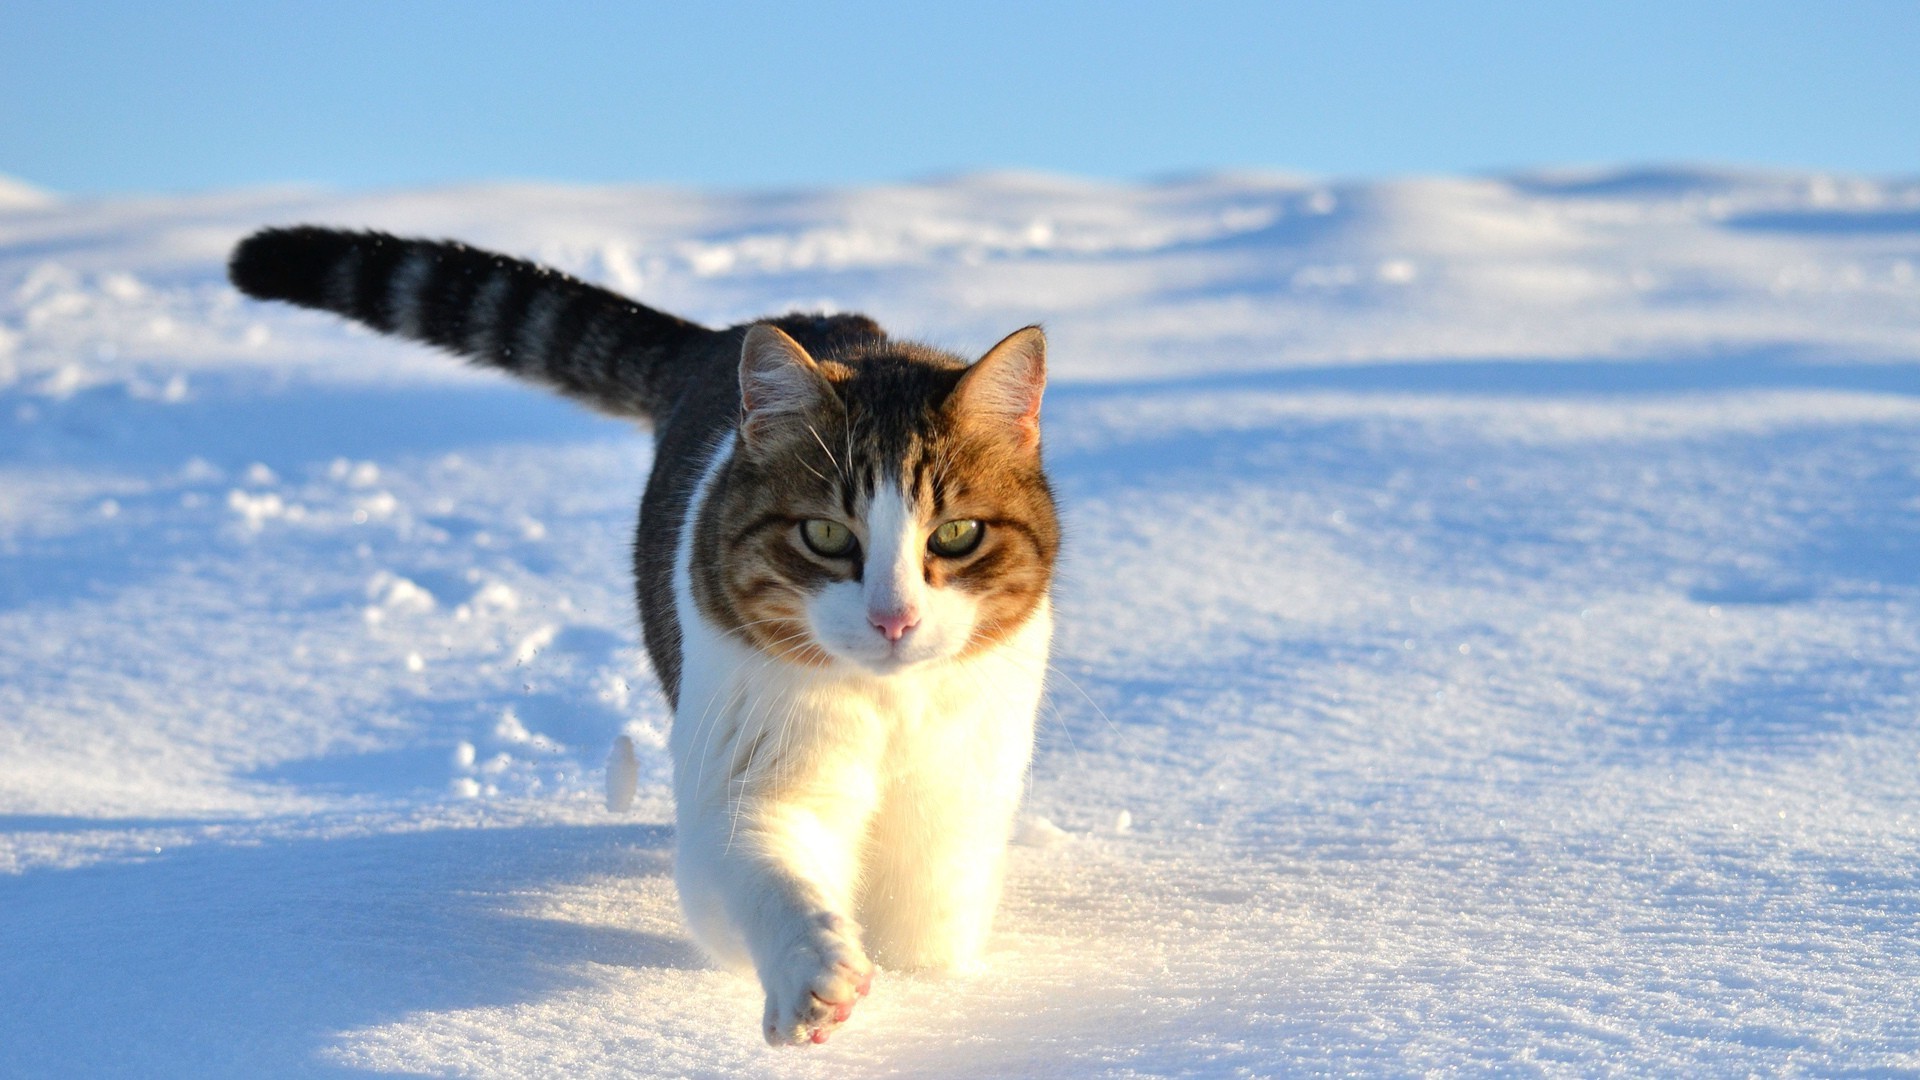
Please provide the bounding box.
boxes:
[928,519,984,558]
[801,519,857,558]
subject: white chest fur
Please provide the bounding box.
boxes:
[664,439,1051,1044]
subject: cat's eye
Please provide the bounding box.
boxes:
[800,519,857,558]
[928,519,984,558]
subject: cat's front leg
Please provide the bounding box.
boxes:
[675,750,882,1045]
[739,797,879,1046]
[754,905,874,1045]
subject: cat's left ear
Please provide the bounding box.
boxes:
[952,325,1046,450]
[739,323,835,447]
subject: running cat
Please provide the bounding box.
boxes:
[228,226,1058,1045]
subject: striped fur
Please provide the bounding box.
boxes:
[229,226,705,419]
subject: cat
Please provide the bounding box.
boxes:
[228,226,1059,1046]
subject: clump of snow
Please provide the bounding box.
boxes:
[226,488,289,529]
[456,581,519,620]
[1014,815,1071,849]
[512,624,558,665]
[328,457,382,487]
[366,571,436,614]
[604,735,639,812]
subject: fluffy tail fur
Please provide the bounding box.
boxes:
[229,226,709,419]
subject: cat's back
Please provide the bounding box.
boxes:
[648,312,889,451]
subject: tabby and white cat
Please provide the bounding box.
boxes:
[229,227,1059,1046]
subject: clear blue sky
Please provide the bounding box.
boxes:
[3,0,1916,195]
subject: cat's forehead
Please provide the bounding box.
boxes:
[747,340,1042,518]
[830,440,965,521]
[818,348,967,464]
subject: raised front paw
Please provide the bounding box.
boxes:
[761,912,875,1047]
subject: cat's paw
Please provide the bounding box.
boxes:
[761,912,874,1047]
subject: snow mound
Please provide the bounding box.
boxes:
[0,175,56,209]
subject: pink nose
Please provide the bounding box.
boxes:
[868,609,920,642]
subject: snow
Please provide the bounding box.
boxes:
[3,166,1920,1076]
[0,175,54,210]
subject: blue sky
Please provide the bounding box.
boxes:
[3,0,1916,194]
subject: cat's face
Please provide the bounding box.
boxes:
[694,326,1057,675]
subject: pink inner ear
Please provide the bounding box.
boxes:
[957,326,1046,441]
[739,325,829,438]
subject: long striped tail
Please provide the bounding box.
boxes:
[228,226,709,419]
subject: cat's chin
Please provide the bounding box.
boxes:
[852,653,928,677]
[820,642,952,678]
[829,651,923,678]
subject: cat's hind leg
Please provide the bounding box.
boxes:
[856,729,1031,972]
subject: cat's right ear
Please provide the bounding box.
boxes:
[739,324,835,447]
[951,325,1046,451]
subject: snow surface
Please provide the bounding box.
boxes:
[3,167,1920,1076]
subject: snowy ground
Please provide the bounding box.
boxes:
[3,167,1919,1076]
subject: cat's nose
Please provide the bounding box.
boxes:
[868,608,920,642]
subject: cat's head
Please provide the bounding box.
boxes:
[695,324,1058,675]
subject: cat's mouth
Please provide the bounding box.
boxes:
[814,627,956,676]
[858,643,929,676]
[827,641,920,676]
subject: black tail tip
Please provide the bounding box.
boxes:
[228,225,356,306]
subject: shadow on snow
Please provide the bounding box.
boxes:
[0,822,694,1079]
